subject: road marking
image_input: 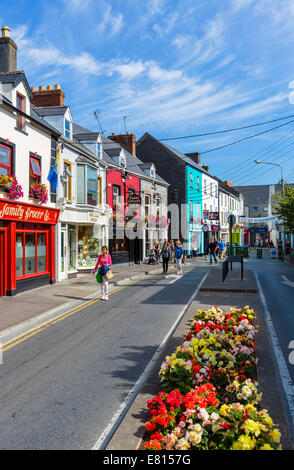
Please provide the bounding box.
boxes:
[281,275,294,288]
[92,270,209,450]
[1,274,154,353]
[254,272,294,443]
[169,276,182,284]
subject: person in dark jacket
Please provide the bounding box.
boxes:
[161,240,171,274]
[208,239,218,265]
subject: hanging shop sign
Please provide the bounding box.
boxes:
[240,216,277,223]
[203,210,209,219]
[0,199,60,224]
[211,225,220,231]
[127,194,141,206]
[209,212,219,220]
[202,224,209,232]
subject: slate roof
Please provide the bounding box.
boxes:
[234,185,270,205]
[72,124,168,185]
[35,106,69,116]
[137,132,217,180]
[0,71,33,98]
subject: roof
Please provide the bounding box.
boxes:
[72,125,168,185]
[234,185,270,205]
[31,105,61,134]
[36,106,69,116]
[215,177,242,199]
[0,70,33,99]
[137,132,217,180]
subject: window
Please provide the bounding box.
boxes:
[16,231,47,278]
[97,142,102,159]
[65,119,71,139]
[252,206,258,212]
[77,164,98,206]
[215,185,218,198]
[16,93,25,130]
[63,160,72,202]
[264,206,268,212]
[50,138,57,203]
[145,194,151,220]
[150,167,155,178]
[113,185,121,210]
[204,179,207,194]
[0,144,11,176]
[98,175,102,206]
[210,182,213,196]
[197,176,200,191]
[189,201,193,221]
[190,173,193,188]
[29,155,41,187]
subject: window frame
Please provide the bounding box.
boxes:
[77,164,98,206]
[63,159,72,203]
[29,153,42,187]
[65,119,71,139]
[0,143,11,176]
[15,229,48,280]
[16,93,25,130]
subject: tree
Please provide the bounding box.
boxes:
[273,184,294,234]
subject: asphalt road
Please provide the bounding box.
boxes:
[0,266,207,450]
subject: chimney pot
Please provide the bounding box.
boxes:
[55,84,61,90]
[39,85,45,91]
[47,85,53,90]
[31,87,36,92]
[1,26,10,38]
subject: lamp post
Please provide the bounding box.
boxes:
[254,160,285,257]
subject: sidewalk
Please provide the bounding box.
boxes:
[106,268,293,451]
[0,259,203,334]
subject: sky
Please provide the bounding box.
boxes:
[1,0,294,186]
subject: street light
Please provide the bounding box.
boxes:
[254,159,285,257]
[254,160,284,185]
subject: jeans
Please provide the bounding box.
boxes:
[176,258,182,272]
[209,251,217,264]
[162,257,169,273]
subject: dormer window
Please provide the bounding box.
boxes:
[65,119,71,139]
[150,167,155,178]
[97,142,102,159]
[120,155,126,168]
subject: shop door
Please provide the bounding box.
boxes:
[60,228,68,280]
[0,230,5,296]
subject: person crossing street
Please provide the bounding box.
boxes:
[208,239,218,265]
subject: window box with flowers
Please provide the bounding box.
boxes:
[29,183,48,204]
[0,175,24,200]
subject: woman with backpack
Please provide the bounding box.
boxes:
[161,240,171,274]
[93,245,112,301]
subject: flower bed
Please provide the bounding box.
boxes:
[144,306,282,450]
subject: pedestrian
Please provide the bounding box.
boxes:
[175,240,184,275]
[148,249,157,265]
[170,240,175,263]
[208,239,218,265]
[217,238,226,260]
[161,240,171,274]
[93,245,112,301]
[154,240,160,264]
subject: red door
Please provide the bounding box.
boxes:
[0,230,4,296]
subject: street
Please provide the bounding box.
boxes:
[0,266,207,450]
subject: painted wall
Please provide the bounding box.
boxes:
[186,165,204,254]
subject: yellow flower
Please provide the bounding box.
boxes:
[232,434,256,450]
[260,444,273,450]
[270,429,281,443]
[219,404,230,416]
[244,419,261,437]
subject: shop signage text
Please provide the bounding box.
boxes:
[0,200,60,224]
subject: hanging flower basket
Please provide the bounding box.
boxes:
[0,175,24,200]
[29,183,48,204]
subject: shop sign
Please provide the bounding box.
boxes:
[209,212,219,220]
[203,210,209,219]
[127,194,141,206]
[0,200,60,224]
[202,224,209,232]
[211,225,219,231]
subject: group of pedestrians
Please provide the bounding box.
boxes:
[208,238,227,265]
[147,239,184,275]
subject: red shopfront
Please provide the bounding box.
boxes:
[0,199,60,296]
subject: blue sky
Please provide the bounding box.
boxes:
[1,0,294,185]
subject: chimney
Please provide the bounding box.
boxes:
[31,84,65,107]
[185,152,200,164]
[202,164,209,172]
[0,26,17,73]
[108,132,136,155]
[224,180,233,187]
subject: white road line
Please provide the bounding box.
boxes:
[169,276,181,284]
[281,275,294,288]
[91,271,209,450]
[254,272,294,443]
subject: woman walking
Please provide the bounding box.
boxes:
[161,240,171,274]
[175,240,184,275]
[93,245,112,301]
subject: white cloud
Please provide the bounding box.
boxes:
[153,11,180,37]
[98,4,124,36]
[62,0,92,12]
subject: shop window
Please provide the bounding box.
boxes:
[16,93,25,130]
[113,185,121,211]
[98,176,102,206]
[197,176,200,191]
[190,173,193,188]
[78,226,102,267]
[0,144,11,176]
[15,231,47,278]
[87,166,97,206]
